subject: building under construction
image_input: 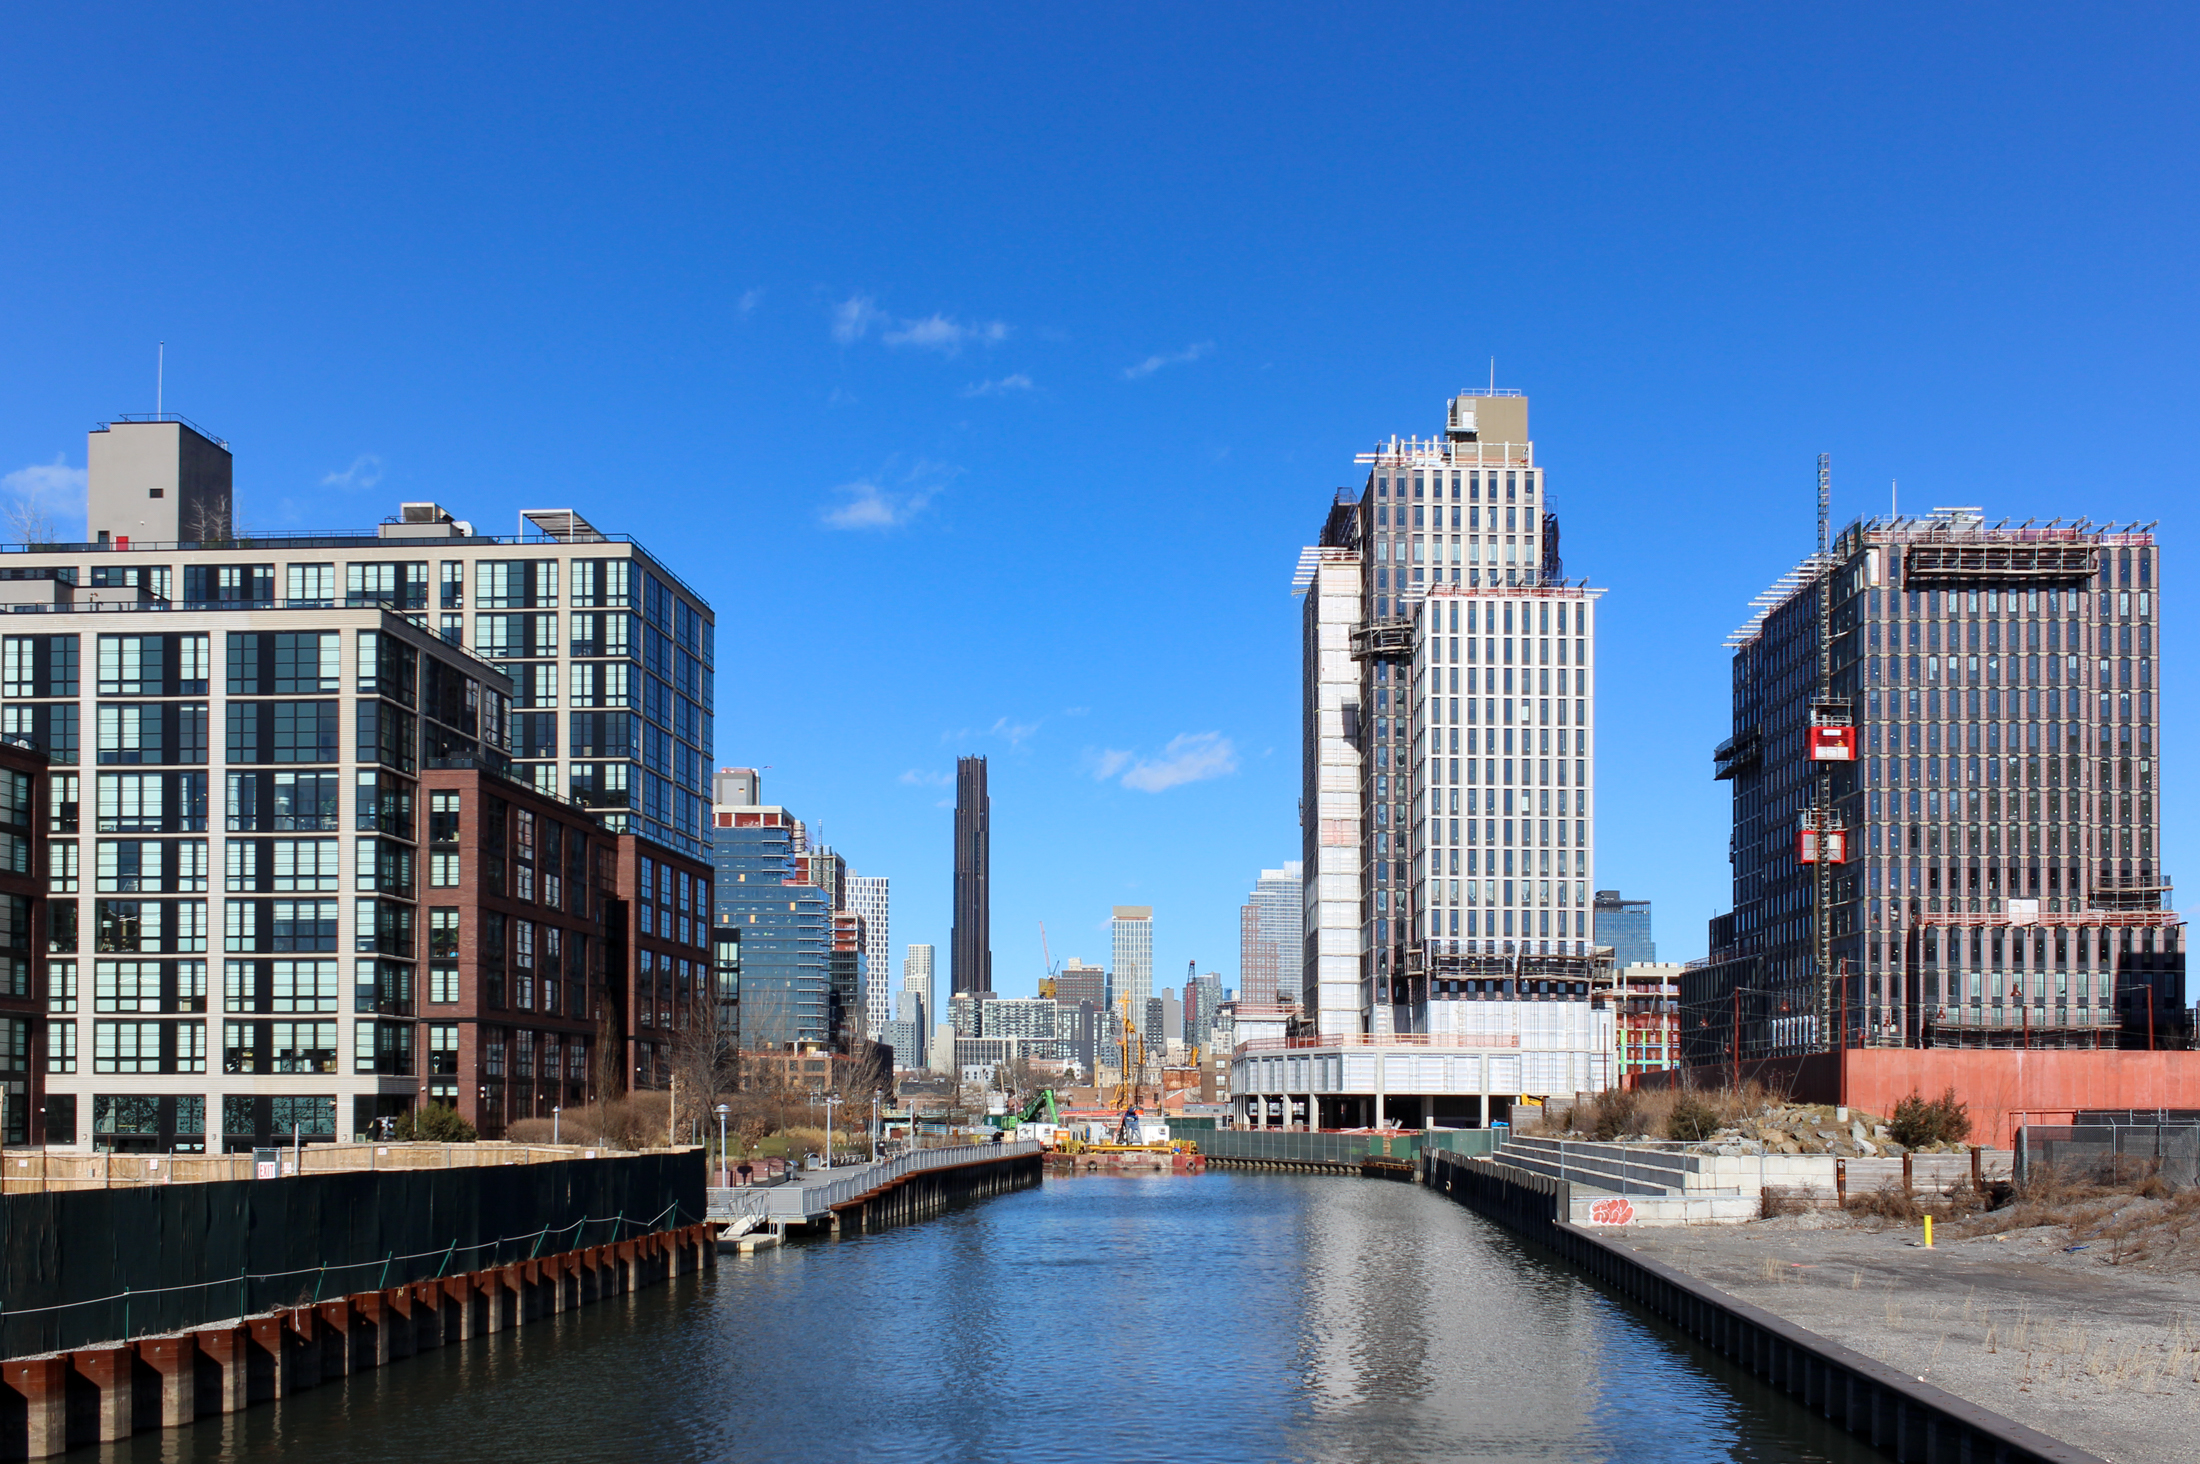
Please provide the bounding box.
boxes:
[1256,389,1616,1129]
[1685,501,2187,1087]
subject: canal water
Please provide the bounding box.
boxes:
[108,1171,1878,1464]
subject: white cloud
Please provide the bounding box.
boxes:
[320,454,383,492]
[899,768,953,788]
[831,295,1009,355]
[1122,341,1213,380]
[832,295,889,343]
[738,288,764,315]
[884,314,1009,354]
[961,373,1034,398]
[819,459,958,531]
[1089,749,1133,780]
[0,458,87,543]
[989,716,1040,749]
[1095,732,1239,792]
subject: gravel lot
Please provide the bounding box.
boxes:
[1619,1214,2200,1464]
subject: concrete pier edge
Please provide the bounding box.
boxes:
[1425,1151,2105,1464]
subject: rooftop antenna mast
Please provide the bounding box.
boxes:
[1488,357,1495,393]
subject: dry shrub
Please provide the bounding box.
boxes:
[1761,1185,1808,1218]
[1845,1181,1924,1223]
[1668,1093,1721,1143]
[1588,1087,1642,1141]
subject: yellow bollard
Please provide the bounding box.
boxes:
[1923,1214,1934,1248]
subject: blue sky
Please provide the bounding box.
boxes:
[2,5,2194,990]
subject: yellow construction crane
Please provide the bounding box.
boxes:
[1112,995,1147,1111]
[1038,920,1058,1001]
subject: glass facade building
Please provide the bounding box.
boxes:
[1690,509,2184,1060]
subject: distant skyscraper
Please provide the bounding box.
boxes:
[952,756,992,995]
[903,943,935,1015]
[1054,958,1106,1009]
[1237,862,1302,1006]
[847,875,891,1040]
[1593,890,1655,966]
[1112,907,1153,1022]
[1184,971,1224,1052]
[712,768,831,1049]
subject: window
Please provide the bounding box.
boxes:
[225,959,341,1013]
[97,635,209,696]
[345,561,429,609]
[569,559,631,608]
[97,772,207,833]
[47,1019,75,1073]
[94,901,208,953]
[223,1019,339,1074]
[514,712,557,759]
[355,898,414,957]
[284,564,336,605]
[183,563,275,605]
[93,1020,207,1073]
[428,1023,459,1075]
[4,702,79,764]
[355,771,414,838]
[226,770,342,832]
[355,1020,413,1076]
[355,633,416,706]
[225,700,339,763]
[227,632,341,695]
[355,958,413,1016]
[224,899,340,953]
[354,837,414,895]
[568,612,632,658]
[356,700,420,774]
[98,839,209,893]
[3,634,79,697]
[475,560,558,608]
[48,840,78,893]
[475,613,558,658]
[96,703,208,765]
[225,838,341,892]
[570,662,631,708]
[504,662,558,708]
[429,789,461,886]
[429,905,460,1004]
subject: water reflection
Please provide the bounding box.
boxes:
[104,1171,1876,1464]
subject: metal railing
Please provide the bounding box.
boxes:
[707,1140,1040,1225]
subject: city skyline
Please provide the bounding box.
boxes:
[1,10,2192,998]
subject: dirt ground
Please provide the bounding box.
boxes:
[1620,1212,2200,1464]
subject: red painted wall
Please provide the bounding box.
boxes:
[1834,1050,2200,1148]
[1645,1050,2200,1148]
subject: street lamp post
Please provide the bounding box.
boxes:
[553,1106,562,1145]
[870,1089,880,1162]
[715,1102,730,1186]
[821,1092,842,1167]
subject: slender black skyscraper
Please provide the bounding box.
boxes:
[952,756,992,995]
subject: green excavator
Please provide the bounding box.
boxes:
[990,1089,1060,1131]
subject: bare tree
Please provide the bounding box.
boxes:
[182,491,233,545]
[668,987,739,1144]
[1,496,57,548]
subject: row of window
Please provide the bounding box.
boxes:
[1372,470,1537,501]
[47,1018,418,1075]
